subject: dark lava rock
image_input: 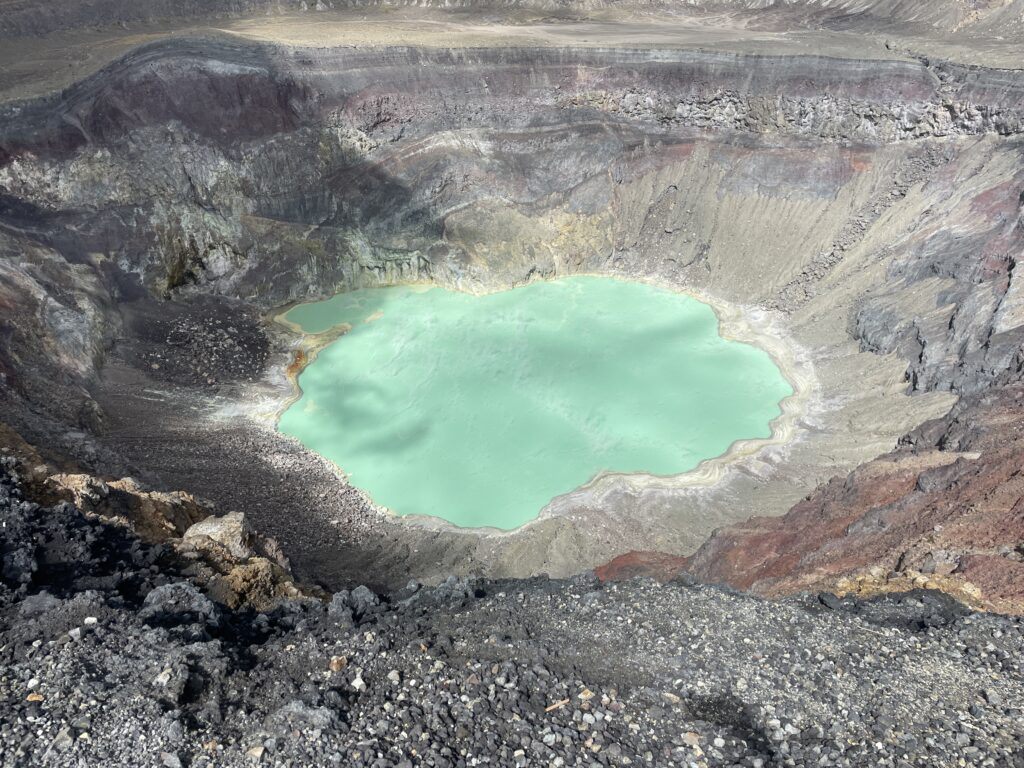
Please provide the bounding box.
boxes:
[139,582,220,626]
[1,458,1023,766]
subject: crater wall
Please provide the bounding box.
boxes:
[1,35,1022,587]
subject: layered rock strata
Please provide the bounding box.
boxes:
[0,27,1022,587]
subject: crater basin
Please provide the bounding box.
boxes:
[278,276,792,529]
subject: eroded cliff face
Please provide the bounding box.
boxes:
[0,30,1023,588]
[3,43,1022,388]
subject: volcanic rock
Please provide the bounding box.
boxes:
[684,384,1024,614]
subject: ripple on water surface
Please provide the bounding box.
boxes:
[278,276,792,529]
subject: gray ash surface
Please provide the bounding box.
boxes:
[2,458,1023,767]
[123,298,270,389]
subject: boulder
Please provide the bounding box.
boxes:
[183,511,257,560]
[140,582,219,625]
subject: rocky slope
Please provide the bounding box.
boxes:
[3,453,1024,767]
[682,383,1024,613]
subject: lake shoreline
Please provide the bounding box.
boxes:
[268,273,812,533]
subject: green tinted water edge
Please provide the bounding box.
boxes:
[277,276,794,530]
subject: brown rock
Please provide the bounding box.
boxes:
[2,424,312,612]
[684,384,1024,614]
[43,472,209,542]
[204,557,301,611]
[594,551,689,583]
[183,511,257,561]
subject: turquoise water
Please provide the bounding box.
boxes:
[278,276,792,529]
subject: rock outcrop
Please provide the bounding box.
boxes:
[0,429,308,611]
[180,511,301,610]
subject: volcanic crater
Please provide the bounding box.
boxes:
[3,3,1024,766]
[2,11,1023,595]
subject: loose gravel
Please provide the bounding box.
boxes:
[2,456,1023,767]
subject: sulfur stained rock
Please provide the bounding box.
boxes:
[43,472,209,542]
[204,557,303,611]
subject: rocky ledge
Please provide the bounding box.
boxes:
[3,452,1024,767]
[0,426,308,613]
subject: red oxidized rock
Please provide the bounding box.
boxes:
[594,551,689,583]
[620,384,1024,613]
